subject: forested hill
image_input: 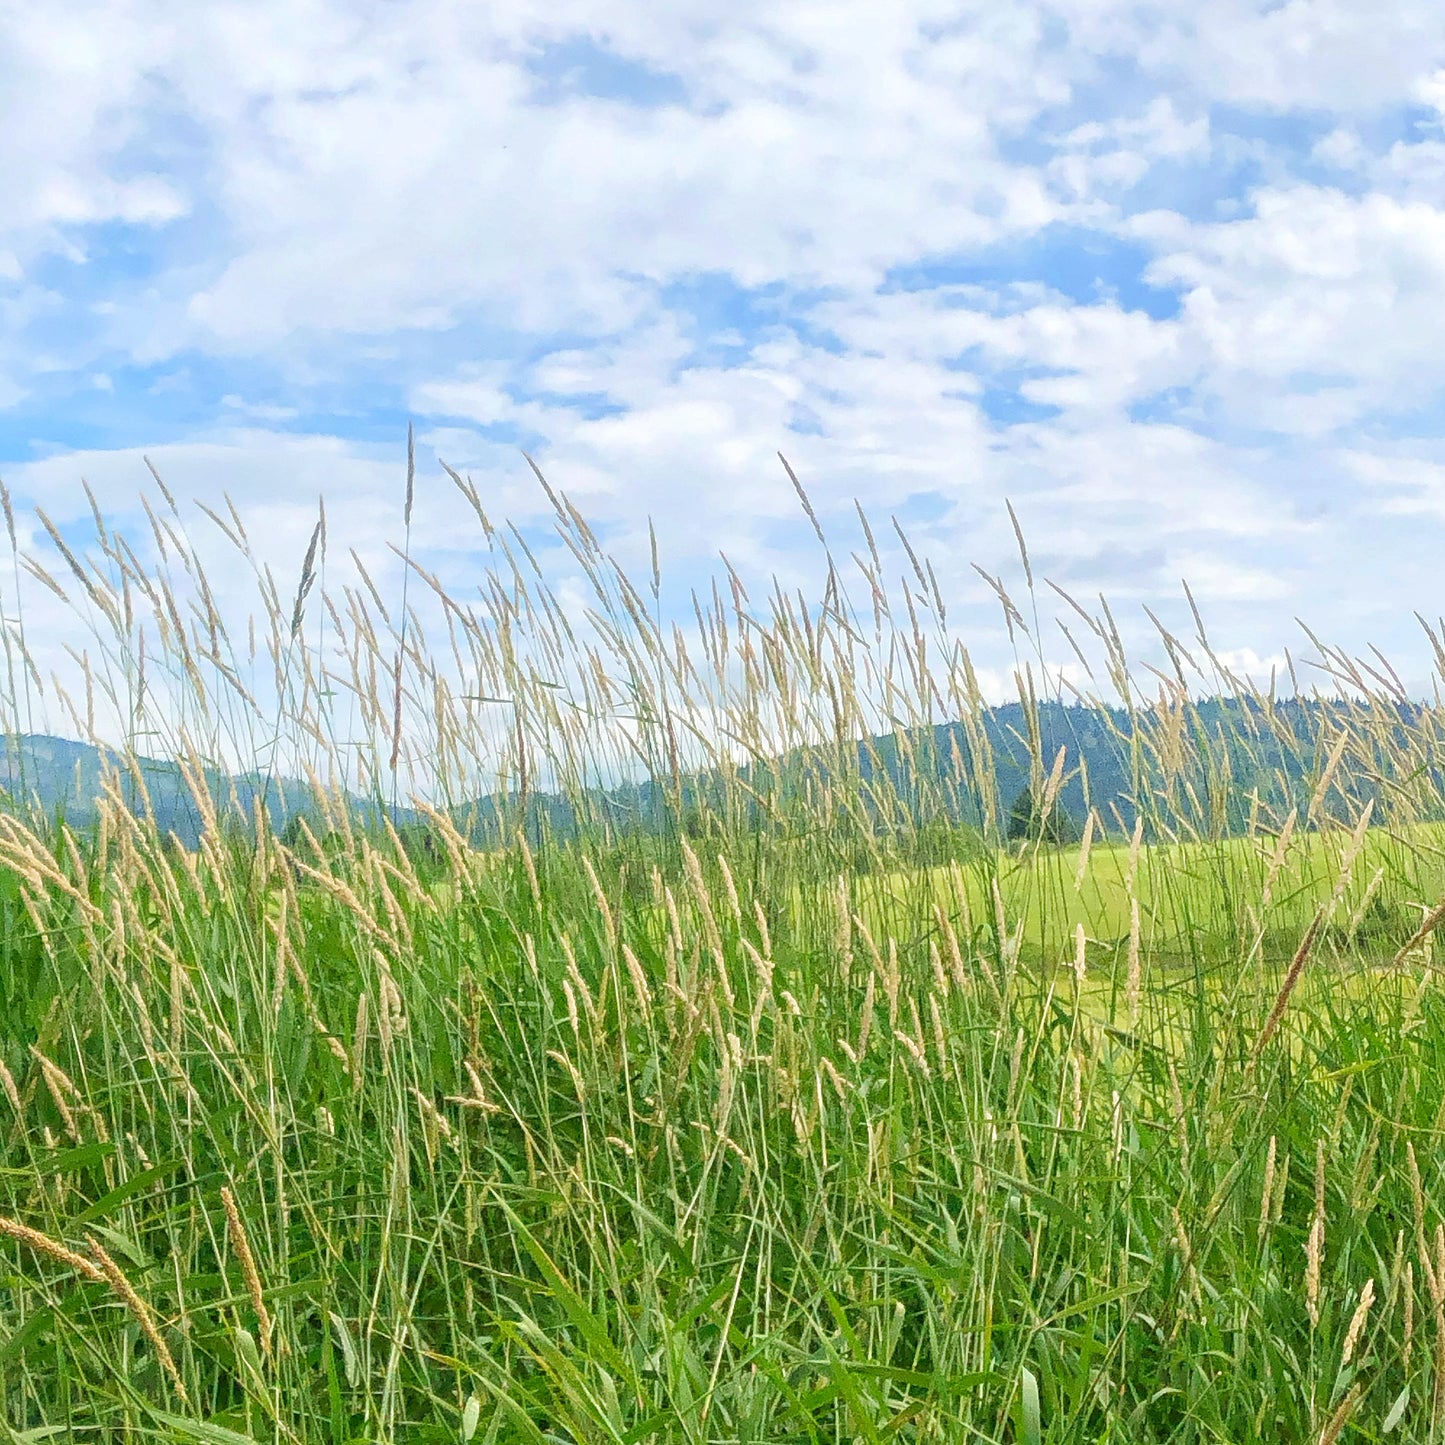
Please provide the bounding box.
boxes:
[855,695,1437,840]
[457,694,1440,846]
[0,734,411,849]
[1,694,1437,850]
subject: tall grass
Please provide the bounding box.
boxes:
[1,450,1445,1440]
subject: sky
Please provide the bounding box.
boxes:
[3,0,1445,765]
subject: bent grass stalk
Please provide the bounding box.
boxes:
[85,1235,188,1403]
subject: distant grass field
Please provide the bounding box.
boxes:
[3,459,1445,1441]
[941,822,1445,962]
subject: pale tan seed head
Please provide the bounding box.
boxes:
[1340,1277,1374,1367]
[0,1215,105,1282]
[86,1235,188,1402]
[1305,1141,1326,1329]
[1258,1135,1277,1244]
[220,1186,274,1361]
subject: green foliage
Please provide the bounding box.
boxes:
[395,820,447,880]
[1006,781,1081,845]
[896,814,987,870]
[278,811,314,851]
[0,806,1440,1442]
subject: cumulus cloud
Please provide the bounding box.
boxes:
[3,0,1445,749]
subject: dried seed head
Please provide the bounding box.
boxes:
[929,992,947,1071]
[835,876,853,964]
[31,1048,82,1145]
[86,1235,187,1401]
[1074,809,1095,891]
[1340,1277,1374,1366]
[1259,1135,1277,1244]
[582,853,616,946]
[220,1186,274,1361]
[353,991,369,1087]
[1126,815,1144,896]
[716,851,741,925]
[622,943,652,1017]
[1319,1386,1359,1445]
[818,1054,850,1100]
[1305,1142,1327,1329]
[0,1057,20,1117]
[893,1027,929,1076]
[856,973,876,1059]
[1404,1261,1416,1369]
[1126,896,1142,1027]
[0,1215,104,1282]
[929,940,950,1001]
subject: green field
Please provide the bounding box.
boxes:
[3,474,1445,1442]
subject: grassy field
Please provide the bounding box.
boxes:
[4,463,1445,1441]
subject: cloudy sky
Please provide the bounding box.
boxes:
[3,0,1445,752]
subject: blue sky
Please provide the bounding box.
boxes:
[3,0,1445,758]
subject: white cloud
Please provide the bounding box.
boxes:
[219,394,297,422]
[410,376,516,426]
[1144,185,1445,428]
[1414,66,1445,118]
[32,173,187,229]
[1342,449,1445,515]
[2,0,1445,743]
[1162,552,1289,603]
[1211,647,1291,680]
[1052,0,1444,112]
[1049,96,1210,201]
[1312,127,1368,172]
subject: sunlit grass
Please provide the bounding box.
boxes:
[1,457,1444,1441]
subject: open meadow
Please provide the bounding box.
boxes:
[4,468,1445,1442]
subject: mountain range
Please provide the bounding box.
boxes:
[2,694,1431,852]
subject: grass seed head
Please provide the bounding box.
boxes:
[0,1215,105,1282]
[86,1235,187,1402]
[1340,1277,1374,1366]
[220,1185,274,1361]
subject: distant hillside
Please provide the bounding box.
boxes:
[0,734,420,849]
[1,694,1436,851]
[856,695,1437,839]
[452,695,1440,848]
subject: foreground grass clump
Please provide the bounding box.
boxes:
[1,809,1443,1443]
[4,454,1445,1439]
